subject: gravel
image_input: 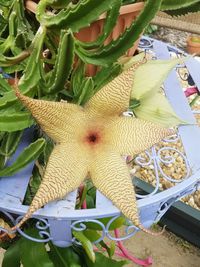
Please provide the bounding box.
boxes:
[131,30,200,210]
[148,26,190,51]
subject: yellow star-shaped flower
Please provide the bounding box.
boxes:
[14,60,173,235]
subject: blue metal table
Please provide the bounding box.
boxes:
[0,37,200,247]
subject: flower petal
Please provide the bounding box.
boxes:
[134,92,187,127]
[90,150,141,227]
[14,143,89,229]
[85,58,144,116]
[109,116,174,155]
[130,57,188,100]
[15,87,84,142]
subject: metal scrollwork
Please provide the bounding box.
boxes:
[71,219,106,245]
[71,216,139,244]
[0,36,199,247]
[0,210,16,235]
[157,146,190,182]
[134,133,191,198]
[106,216,138,241]
[156,198,176,222]
[135,148,160,198]
[139,37,153,49]
[15,216,51,243]
[163,134,180,143]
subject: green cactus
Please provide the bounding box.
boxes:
[160,0,200,11]
[161,0,200,16]
[0,0,198,265]
[0,0,198,172]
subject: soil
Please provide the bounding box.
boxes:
[148,26,190,51]
[124,229,200,267]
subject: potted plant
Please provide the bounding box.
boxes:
[0,0,199,266]
[187,36,200,55]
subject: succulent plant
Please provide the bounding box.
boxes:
[0,0,193,265]
[161,0,200,16]
[0,0,163,171]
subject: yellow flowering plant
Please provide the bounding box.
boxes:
[0,0,197,266]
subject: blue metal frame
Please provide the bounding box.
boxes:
[0,37,200,247]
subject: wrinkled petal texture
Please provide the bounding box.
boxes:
[17,143,89,228]
[90,150,140,226]
[13,57,176,233]
[109,116,174,155]
[85,67,135,117]
[15,88,84,142]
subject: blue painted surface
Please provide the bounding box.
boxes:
[0,128,34,201]
[153,40,200,171]
[0,37,200,246]
[185,58,200,91]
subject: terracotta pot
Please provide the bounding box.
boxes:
[75,2,144,75]
[187,36,200,55]
[25,1,144,75]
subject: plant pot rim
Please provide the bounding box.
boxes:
[99,2,144,20]
[187,36,200,48]
[25,0,144,20]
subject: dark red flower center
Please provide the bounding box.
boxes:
[85,131,100,145]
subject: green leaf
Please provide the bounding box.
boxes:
[1,63,25,74]
[41,138,54,164]
[82,229,101,243]
[0,50,30,67]
[45,30,75,94]
[77,0,121,49]
[49,242,81,267]
[0,27,46,109]
[0,13,7,34]
[49,0,72,9]
[0,138,46,176]
[83,229,115,258]
[77,183,87,209]
[93,63,122,93]
[84,252,127,267]
[161,0,200,10]
[85,194,95,209]
[164,2,200,16]
[23,166,42,205]
[0,130,23,156]
[0,11,16,54]
[0,112,33,132]
[0,75,12,92]
[76,77,94,105]
[73,231,95,263]
[122,0,136,4]
[18,26,46,93]
[20,228,54,267]
[0,154,6,169]
[109,241,116,258]
[75,0,162,66]
[2,241,20,267]
[85,216,126,231]
[0,91,16,109]
[71,60,86,97]
[129,98,140,109]
[0,0,14,7]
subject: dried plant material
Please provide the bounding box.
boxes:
[0,219,16,240]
